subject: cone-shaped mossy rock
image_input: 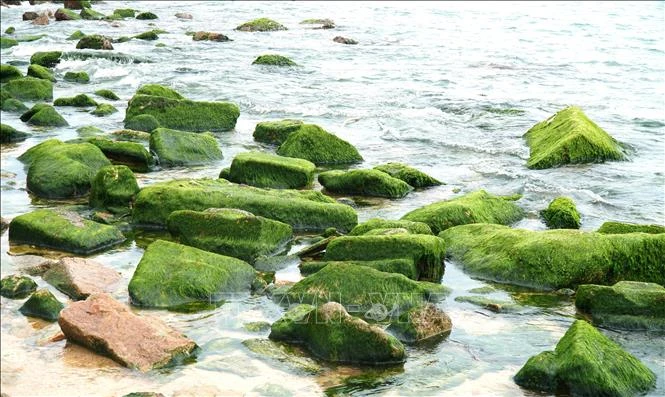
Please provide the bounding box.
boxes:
[94,89,119,100]
[89,165,140,213]
[276,124,362,165]
[3,77,53,101]
[374,162,442,188]
[27,64,56,82]
[253,119,303,145]
[20,104,68,127]
[349,218,433,236]
[540,196,581,229]
[0,274,37,299]
[319,169,412,199]
[236,18,287,32]
[597,221,665,235]
[19,289,64,321]
[149,128,222,167]
[252,54,297,66]
[224,151,316,189]
[1,123,29,143]
[1,64,23,83]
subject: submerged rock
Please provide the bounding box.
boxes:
[149,128,222,167]
[252,54,297,66]
[236,18,287,32]
[20,289,64,321]
[319,169,412,199]
[43,257,121,300]
[349,218,433,236]
[224,151,316,189]
[54,93,98,107]
[1,64,23,83]
[3,77,53,101]
[27,64,56,82]
[269,302,406,364]
[30,51,63,68]
[374,162,441,188]
[333,36,358,45]
[1,123,29,144]
[58,293,198,371]
[242,338,321,373]
[20,104,68,127]
[597,221,665,235]
[387,303,452,343]
[253,119,303,145]
[277,124,363,165]
[540,196,580,229]
[514,320,656,396]
[0,274,37,299]
[299,259,418,280]
[192,31,230,42]
[89,165,140,213]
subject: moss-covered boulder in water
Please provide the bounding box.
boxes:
[149,128,222,167]
[243,338,321,373]
[19,289,64,321]
[1,123,29,143]
[133,178,357,232]
[64,71,90,83]
[128,240,256,309]
[1,98,28,113]
[30,51,62,68]
[514,320,656,396]
[85,137,153,171]
[1,64,23,83]
[94,89,119,100]
[349,218,433,236]
[374,163,441,188]
[575,281,665,330]
[55,8,82,21]
[597,221,665,235]
[269,302,406,364]
[236,18,287,32]
[540,196,580,229]
[27,64,56,82]
[136,12,158,20]
[225,151,316,189]
[277,124,362,165]
[440,224,665,290]
[167,208,293,263]
[319,169,412,199]
[134,31,159,41]
[402,190,525,234]
[89,165,140,213]
[324,234,445,282]
[135,84,184,100]
[3,77,53,101]
[299,259,418,280]
[252,54,297,66]
[54,93,98,107]
[91,103,118,116]
[253,119,303,145]
[387,303,452,344]
[524,106,626,169]
[0,37,18,49]
[20,104,68,127]
[80,7,105,20]
[192,31,229,42]
[113,9,135,18]
[125,114,160,132]
[0,275,37,299]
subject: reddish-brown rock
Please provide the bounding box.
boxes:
[43,257,121,300]
[32,15,50,25]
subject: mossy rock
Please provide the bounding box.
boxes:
[225,151,316,189]
[134,31,159,41]
[19,289,64,321]
[243,321,272,332]
[374,163,441,188]
[253,119,303,145]
[0,275,37,299]
[89,165,140,214]
[597,221,665,235]
[440,223,665,290]
[112,8,135,18]
[111,129,150,142]
[269,302,406,364]
[19,139,110,198]
[125,114,160,132]
[1,64,22,83]
[30,51,63,68]
[5,26,15,34]
[27,64,56,82]
[80,7,105,20]
[20,104,68,127]
[67,30,86,40]
[387,303,452,344]
[236,18,287,32]
[133,178,357,233]
[76,125,103,137]
[252,54,297,66]
[64,71,90,83]
[524,106,626,169]
[402,190,525,234]
[94,89,119,100]
[349,218,433,236]
[324,234,445,282]
[319,169,412,199]
[76,34,113,50]
[0,37,18,49]
[135,12,158,20]
[514,320,656,396]
[55,8,82,21]
[167,208,293,263]
[91,103,118,116]
[128,240,256,309]
[135,84,184,100]
[1,123,29,143]
[192,31,230,42]
[277,124,362,165]
[9,208,124,254]
[242,338,321,373]
[454,295,523,313]
[149,128,222,167]
[540,196,580,229]
[2,98,28,113]
[575,281,665,330]
[299,259,418,280]
[15,34,47,43]
[54,93,97,107]
[3,77,53,101]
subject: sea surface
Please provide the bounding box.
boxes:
[1,1,664,396]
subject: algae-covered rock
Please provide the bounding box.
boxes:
[225,151,316,189]
[252,54,297,66]
[253,119,303,145]
[67,30,86,40]
[319,169,412,199]
[349,218,433,236]
[20,104,68,127]
[85,137,153,171]
[0,275,37,299]
[440,223,665,290]
[269,302,406,364]
[133,178,357,232]
[1,64,22,83]
[192,31,230,42]
[575,281,665,330]
[76,34,114,50]
[277,124,362,165]
[1,123,29,144]
[524,106,626,169]
[243,338,321,373]
[19,289,64,321]
[402,190,525,234]
[134,31,159,41]
[125,114,160,132]
[387,303,452,344]
[149,128,222,167]
[55,8,82,21]
[136,12,158,20]
[94,89,119,100]
[128,240,256,309]
[89,165,140,213]
[30,51,63,68]
[111,129,150,142]
[91,103,118,116]
[135,84,184,99]
[112,8,135,18]
[1,98,28,113]
[597,221,665,235]
[64,71,90,83]
[5,26,15,34]
[540,196,581,229]
[236,18,287,32]
[27,64,56,82]
[514,320,656,396]
[375,163,440,189]
[80,7,105,20]
[3,77,53,101]
[0,37,19,49]
[299,259,418,280]
[54,93,98,107]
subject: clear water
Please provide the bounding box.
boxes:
[1,1,664,396]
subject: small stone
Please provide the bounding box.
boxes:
[333,36,358,45]
[0,274,38,299]
[19,289,64,321]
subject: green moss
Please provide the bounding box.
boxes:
[76,125,103,137]
[128,240,256,309]
[1,64,22,83]
[20,104,68,127]
[192,31,229,42]
[134,31,159,40]
[402,190,525,234]
[54,93,97,107]
[350,218,433,236]
[252,54,297,66]
[1,123,29,143]
[524,106,626,169]
[19,289,64,321]
[80,7,105,20]
[540,196,581,229]
[324,234,446,282]
[89,165,140,213]
[236,18,287,32]
[514,320,656,396]
[440,224,665,290]
[242,338,321,373]
[111,129,150,142]
[76,34,112,50]
[253,119,303,145]
[125,114,160,132]
[125,95,239,132]
[55,8,82,20]
[226,151,316,189]
[243,321,272,332]
[269,302,406,364]
[61,50,150,64]
[91,103,118,116]
[299,259,418,280]
[277,124,363,165]
[0,37,18,49]
[0,275,37,299]
[374,163,442,188]
[67,30,86,40]
[454,295,522,313]
[64,71,90,83]
[133,178,358,232]
[319,169,412,199]
[9,209,125,254]
[30,51,62,68]
[15,34,47,43]
[1,98,28,113]
[94,89,119,100]
[149,128,222,167]
[27,64,55,82]
[112,8,135,18]
[135,84,184,100]
[3,77,53,101]
[387,303,452,344]
[597,221,665,234]
[136,11,158,20]
[85,137,153,171]
[5,26,15,34]
[167,208,293,263]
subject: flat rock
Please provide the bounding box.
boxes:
[43,257,121,300]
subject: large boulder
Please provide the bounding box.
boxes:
[276,124,362,165]
[269,302,406,364]
[58,293,198,371]
[224,151,316,189]
[8,209,125,254]
[1,64,22,83]
[514,320,656,396]
[318,169,412,199]
[299,259,418,280]
[149,128,222,167]
[20,104,68,127]
[524,106,626,169]
[1,123,29,143]
[2,77,53,101]
[387,303,452,344]
[401,190,525,234]
[440,224,665,290]
[128,240,257,309]
[0,275,37,299]
[132,178,358,232]
[85,137,153,171]
[597,221,665,235]
[349,218,433,236]
[253,119,303,145]
[374,163,441,188]
[89,165,140,213]
[575,281,665,331]
[43,257,121,300]
[18,139,110,198]
[540,196,580,229]
[236,18,286,32]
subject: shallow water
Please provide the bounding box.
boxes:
[1,1,664,396]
